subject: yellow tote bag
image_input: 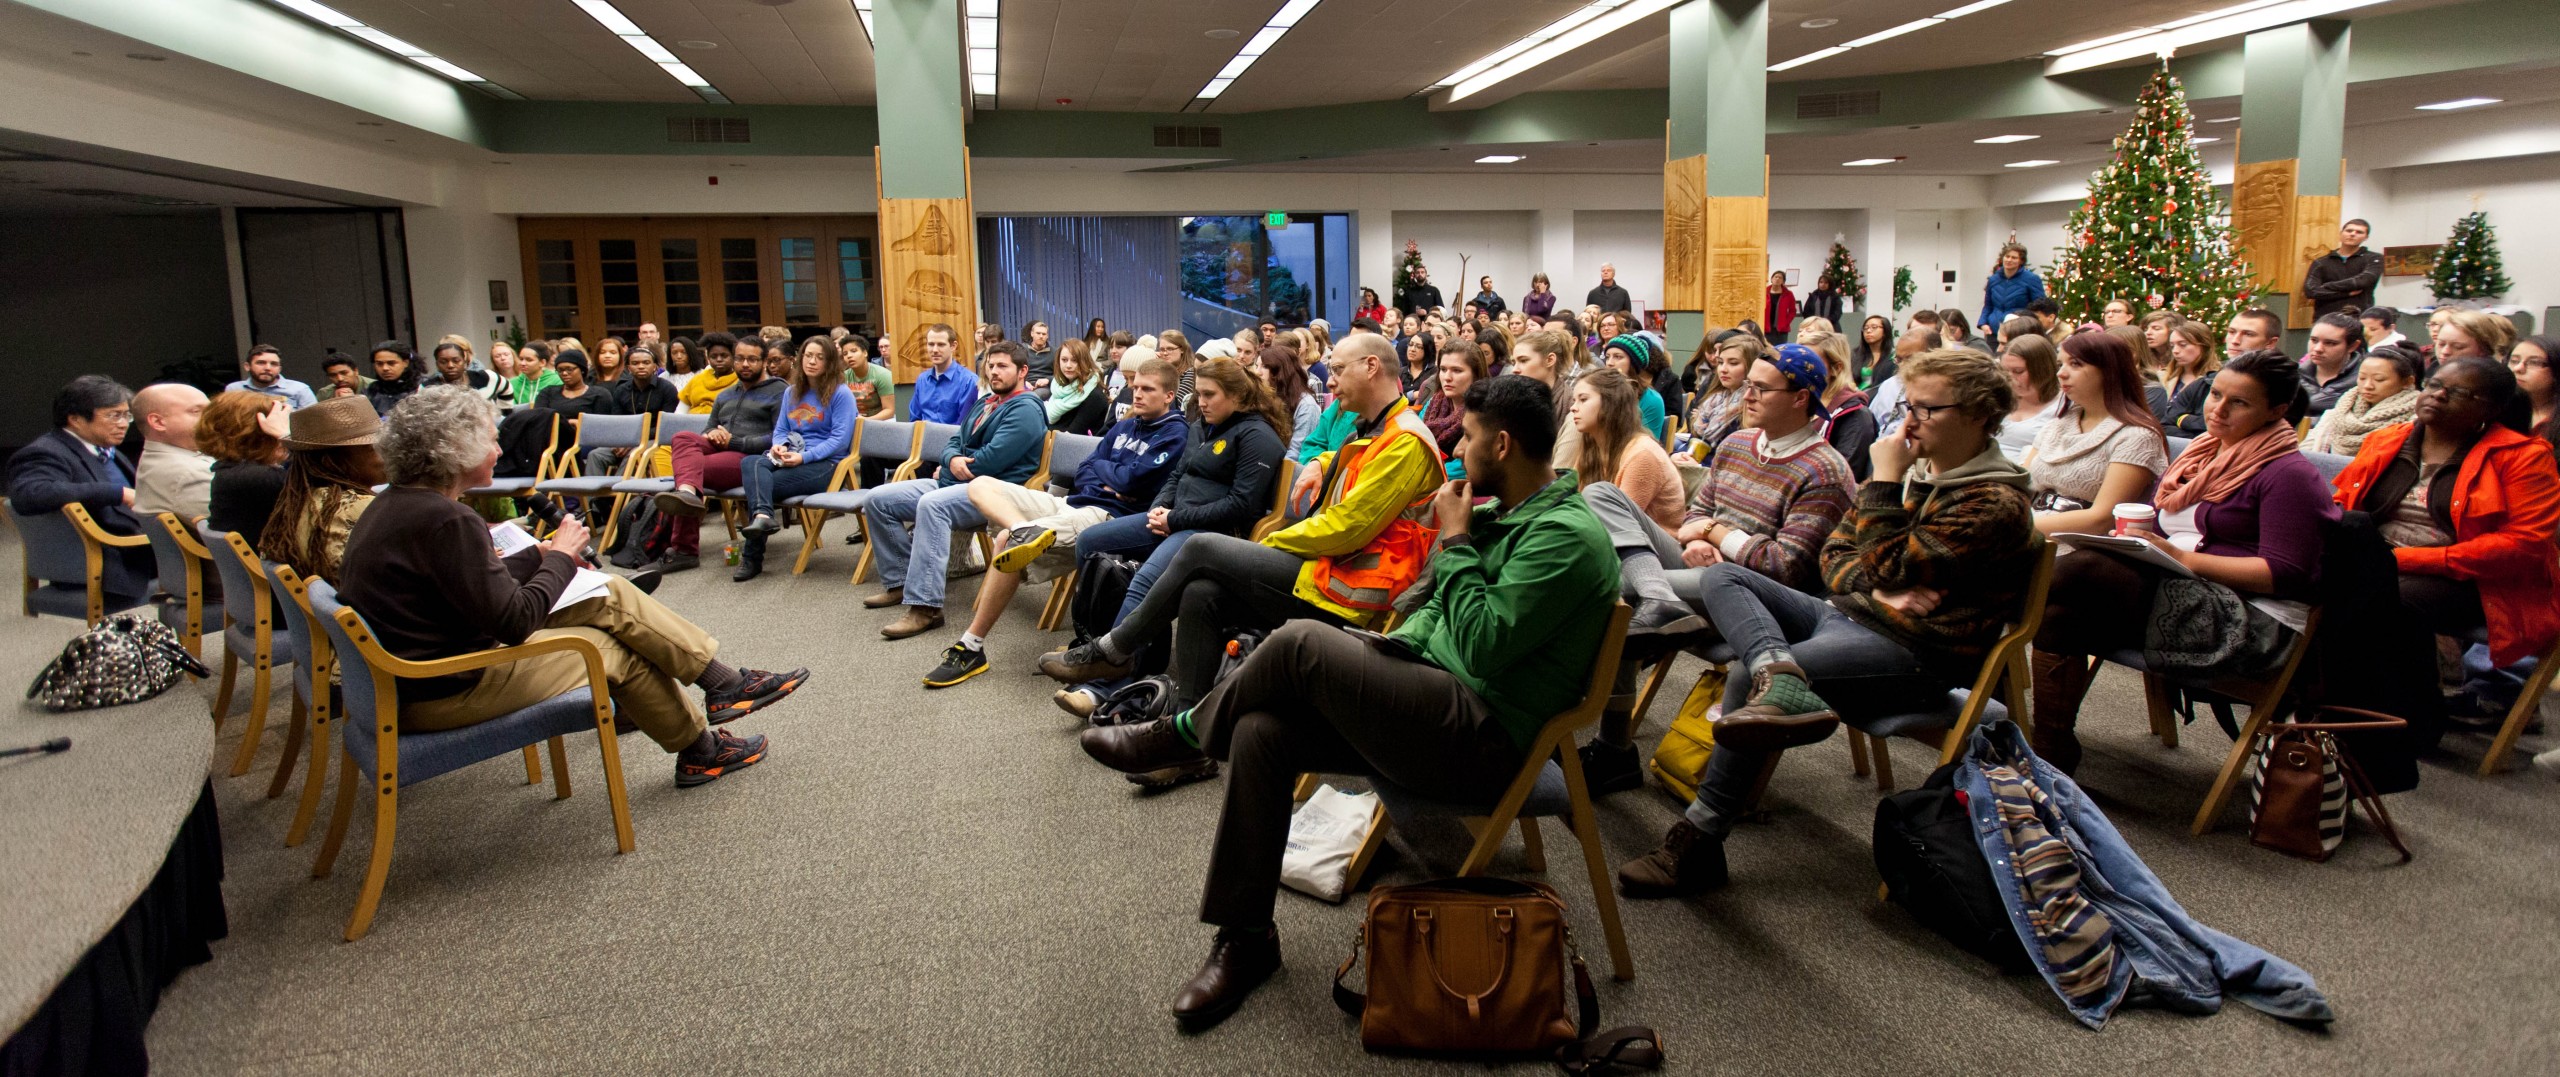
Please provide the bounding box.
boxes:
[1645,665,1728,803]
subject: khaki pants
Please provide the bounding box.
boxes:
[403,575,716,752]
[975,479,1112,581]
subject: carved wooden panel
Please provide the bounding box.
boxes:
[2288,193,2342,327]
[1705,195,1769,331]
[1663,155,1707,310]
[2232,158,2299,297]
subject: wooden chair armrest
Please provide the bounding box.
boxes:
[65,505,150,547]
[165,515,213,559]
[332,609,609,680]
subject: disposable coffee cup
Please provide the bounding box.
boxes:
[2113,503,2159,536]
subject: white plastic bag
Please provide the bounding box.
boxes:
[1280,784,1382,903]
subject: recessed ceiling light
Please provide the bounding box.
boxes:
[1974,134,2038,144]
[1798,17,1838,29]
[2416,97,2501,111]
[2004,159,2061,168]
[2207,116,2239,123]
[1843,158,1899,167]
[2189,136,2221,144]
[1476,155,1526,164]
[1205,28,1241,39]
[677,40,718,49]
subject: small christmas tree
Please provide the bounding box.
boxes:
[1820,237,1865,307]
[2427,211,2512,302]
[1395,240,1428,307]
[2048,63,2255,334]
[1892,266,1915,312]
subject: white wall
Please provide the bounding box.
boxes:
[1571,211,1663,315]
[1390,211,1537,308]
[2365,151,2560,313]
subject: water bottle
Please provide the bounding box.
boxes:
[722,538,740,566]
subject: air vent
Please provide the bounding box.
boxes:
[1795,90,1880,120]
[667,117,751,144]
[1151,124,1224,149]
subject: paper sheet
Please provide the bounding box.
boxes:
[2052,531,2197,578]
[551,568,613,613]
[489,521,538,557]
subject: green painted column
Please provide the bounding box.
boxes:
[874,0,969,199]
[2234,20,2349,328]
[1664,0,1768,362]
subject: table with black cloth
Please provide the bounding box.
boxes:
[1,617,226,1077]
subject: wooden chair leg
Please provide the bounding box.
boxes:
[1625,659,1673,728]
[1845,728,1872,777]
[211,652,238,731]
[2192,699,2280,835]
[264,693,307,799]
[2143,670,2178,748]
[1340,803,1391,894]
[1291,773,1320,801]
[285,699,331,848]
[850,542,876,587]
[1517,817,1547,873]
[792,510,827,575]
[1870,735,1897,792]
[1558,745,1635,981]
[548,736,573,799]
[312,748,359,878]
[2481,657,2557,775]
[344,777,399,941]
[226,661,273,777]
[521,744,543,785]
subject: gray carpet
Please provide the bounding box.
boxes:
[35,523,2549,1075]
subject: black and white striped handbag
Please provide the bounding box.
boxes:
[2247,707,2411,863]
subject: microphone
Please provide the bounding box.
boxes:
[0,737,72,760]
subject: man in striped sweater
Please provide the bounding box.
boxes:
[1578,342,1856,794]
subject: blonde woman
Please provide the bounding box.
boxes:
[2437,308,2515,361]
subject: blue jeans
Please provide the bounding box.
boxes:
[1682,562,1942,833]
[738,452,840,518]
[1076,513,1204,626]
[861,477,987,610]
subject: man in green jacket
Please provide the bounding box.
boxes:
[1078,375,1619,1032]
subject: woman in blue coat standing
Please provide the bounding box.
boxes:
[1981,242,2048,330]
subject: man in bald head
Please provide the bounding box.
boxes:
[131,382,214,518]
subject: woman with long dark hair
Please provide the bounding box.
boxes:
[1255,342,1319,455]
[2511,335,2558,436]
[259,395,385,582]
[1570,367,1682,529]
[2157,319,2222,435]
[2023,331,2169,535]
[364,340,423,417]
[1399,330,1439,405]
[1852,314,1894,388]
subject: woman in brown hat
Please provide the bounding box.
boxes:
[258,394,384,583]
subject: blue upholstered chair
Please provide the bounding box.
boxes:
[465,412,557,499]
[1298,604,1637,983]
[2304,449,2353,484]
[305,579,633,942]
[535,412,654,546]
[199,523,294,781]
[10,503,153,625]
[606,410,712,500]
[787,418,926,576]
[141,511,221,664]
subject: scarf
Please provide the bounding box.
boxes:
[1422,391,1463,452]
[2153,419,2301,514]
[2310,387,2416,455]
[1984,764,2117,1009]
[1045,372,1098,423]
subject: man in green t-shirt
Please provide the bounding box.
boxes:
[845,337,896,421]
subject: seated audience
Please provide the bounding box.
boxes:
[201,392,293,541]
[320,354,364,401]
[1689,334,1766,457]
[2299,311,2366,418]
[861,343,1046,635]
[1579,343,1856,793]
[1038,333,1443,768]
[590,336,628,390]
[733,337,859,582]
[1508,329,1586,468]
[2513,335,2557,436]
[2158,319,2222,435]
[7,376,153,606]
[509,340,562,406]
[257,395,385,583]
[1995,333,2063,460]
[1868,328,1941,437]
[534,350,618,420]
[1808,335,1878,479]
[2028,349,2336,773]
[228,344,317,409]
[1423,335,1484,477]
[921,360,1196,688]
[2024,331,2170,536]
[614,345,681,415]
[909,324,981,425]
[1618,348,2040,897]
[2109,322,2169,417]
[678,333,738,414]
[1851,315,1895,388]
[1254,343,1319,456]
[1046,339,1112,436]
[425,338,495,400]
[1398,330,1438,406]
[131,383,214,519]
[2224,307,2286,360]
[843,335,896,422]
[1602,334,1670,443]
[652,338,785,572]
[364,340,423,417]
[2331,355,2560,686]
[2434,308,2513,363]
[2304,345,2420,457]
[1074,376,1616,1029]
[2362,306,2407,351]
[1570,368,1684,532]
[335,386,801,788]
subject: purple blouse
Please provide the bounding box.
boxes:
[2194,451,2340,597]
[1523,289,1556,319]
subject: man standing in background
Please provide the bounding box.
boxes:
[2301,220,2381,320]
[1587,263,1633,315]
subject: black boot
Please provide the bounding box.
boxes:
[2028,650,2094,774]
[731,536,766,582]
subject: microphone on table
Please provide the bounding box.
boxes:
[0,737,73,760]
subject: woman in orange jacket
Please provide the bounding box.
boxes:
[2331,355,2560,670]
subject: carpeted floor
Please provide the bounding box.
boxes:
[41,522,2551,1075]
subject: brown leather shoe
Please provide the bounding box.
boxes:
[880,606,944,640]
[1172,927,1281,1031]
[1079,717,1206,776]
[862,587,905,610]
[1710,660,1840,752]
[1617,819,1729,898]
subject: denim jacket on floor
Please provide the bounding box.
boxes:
[1954,719,2334,1029]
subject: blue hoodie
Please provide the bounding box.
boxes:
[1069,409,1188,513]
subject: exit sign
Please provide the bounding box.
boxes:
[1264,212,1289,228]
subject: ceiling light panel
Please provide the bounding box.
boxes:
[1843,158,1898,166]
[572,0,726,102]
[853,1,875,42]
[2416,97,2501,110]
[1477,155,1526,164]
[261,0,519,98]
[1196,0,1330,101]
[1768,0,2013,73]
[2045,0,2387,75]
[970,1,1000,106]
[2003,159,2061,167]
[1974,134,2038,144]
[1442,0,1682,101]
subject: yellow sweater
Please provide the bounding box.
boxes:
[679,370,736,414]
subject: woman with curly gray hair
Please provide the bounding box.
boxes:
[336,386,808,787]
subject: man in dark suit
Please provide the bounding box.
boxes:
[8,376,154,605]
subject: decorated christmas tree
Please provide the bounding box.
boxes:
[1892,266,1914,312]
[2048,64,2255,334]
[2426,211,2512,302]
[1395,239,1429,308]
[1820,237,1865,307]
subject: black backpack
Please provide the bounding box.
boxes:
[1873,761,2030,973]
[1069,552,1140,645]
[1091,675,1176,728]
[606,496,668,568]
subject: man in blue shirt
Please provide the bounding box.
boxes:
[908,323,980,425]
[864,343,1047,640]
[226,345,319,409]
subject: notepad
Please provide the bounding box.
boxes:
[2052,532,2196,578]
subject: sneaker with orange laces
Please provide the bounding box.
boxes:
[676,728,767,787]
[706,667,808,725]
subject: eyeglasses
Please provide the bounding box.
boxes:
[2421,377,2487,403]
[1893,400,1962,423]
[1740,382,1793,397]
[94,410,134,424]
[2512,356,2551,372]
